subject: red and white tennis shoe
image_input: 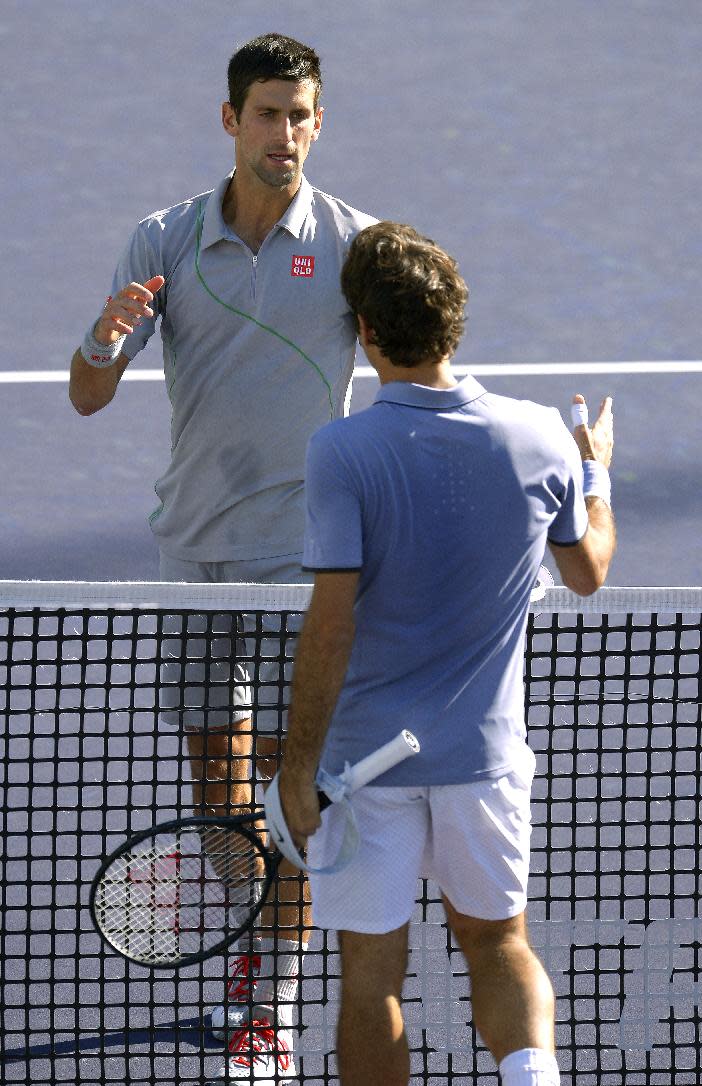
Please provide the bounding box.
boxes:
[210,950,264,1037]
[209,1018,296,1082]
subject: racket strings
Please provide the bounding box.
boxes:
[94,825,265,965]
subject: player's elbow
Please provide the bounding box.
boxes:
[69,394,99,417]
[548,540,613,597]
[69,383,112,416]
[562,550,613,596]
[70,394,97,417]
[563,568,604,597]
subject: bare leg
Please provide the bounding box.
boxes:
[443,900,555,1065]
[187,724,311,931]
[337,925,410,1086]
[187,719,255,815]
[254,732,312,936]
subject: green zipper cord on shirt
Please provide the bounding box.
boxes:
[194,201,335,420]
[149,344,177,524]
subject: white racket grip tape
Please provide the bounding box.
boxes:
[571,401,589,427]
[340,729,420,793]
[264,731,420,873]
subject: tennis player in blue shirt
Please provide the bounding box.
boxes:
[278,222,615,1086]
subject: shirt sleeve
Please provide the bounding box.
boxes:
[303,427,363,571]
[546,411,590,547]
[109,220,165,360]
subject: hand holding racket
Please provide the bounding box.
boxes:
[90,729,419,970]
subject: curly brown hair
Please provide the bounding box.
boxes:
[340,222,468,367]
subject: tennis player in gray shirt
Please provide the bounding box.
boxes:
[69,33,375,1084]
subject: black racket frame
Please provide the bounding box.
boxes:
[89,813,280,969]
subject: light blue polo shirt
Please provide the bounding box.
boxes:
[303,376,588,785]
[110,173,376,561]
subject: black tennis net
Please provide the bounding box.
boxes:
[1,581,701,1086]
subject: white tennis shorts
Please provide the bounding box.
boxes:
[307,751,536,933]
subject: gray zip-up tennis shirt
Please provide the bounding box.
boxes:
[110,173,376,561]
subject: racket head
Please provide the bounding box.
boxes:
[89,815,275,969]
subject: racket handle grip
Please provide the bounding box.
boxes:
[317,730,420,809]
[318,791,333,813]
[271,732,420,873]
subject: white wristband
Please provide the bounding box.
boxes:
[80,323,126,368]
[583,459,611,506]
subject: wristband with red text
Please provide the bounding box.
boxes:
[80,323,126,369]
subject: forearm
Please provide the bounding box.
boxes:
[69,346,129,415]
[583,494,616,581]
[69,276,164,415]
[550,493,616,596]
[283,609,356,782]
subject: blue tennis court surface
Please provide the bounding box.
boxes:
[1,0,701,585]
[1,3,701,1085]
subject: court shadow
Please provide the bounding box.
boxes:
[1,1016,222,1064]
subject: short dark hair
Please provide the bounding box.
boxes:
[341,222,468,367]
[227,33,323,119]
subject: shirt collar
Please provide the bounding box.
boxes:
[374,375,487,409]
[199,172,314,250]
[277,174,314,238]
[199,174,234,250]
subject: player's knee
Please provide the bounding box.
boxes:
[446,904,529,959]
[253,734,282,785]
[339,929,408,999]
[187,720,253,760]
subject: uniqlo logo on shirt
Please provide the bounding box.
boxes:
[291,255,315,277]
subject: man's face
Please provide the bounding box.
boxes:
[223,79,323,190]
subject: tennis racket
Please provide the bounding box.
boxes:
[89,729,419,969]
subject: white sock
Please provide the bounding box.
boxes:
[255,937,306,1028]
[225,936,262,1003]
[499,1048,560,1086]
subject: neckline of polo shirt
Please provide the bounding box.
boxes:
[199,173,235,250]
[199,172,314,250]
[276,174,314,239]
[374,376,486,409]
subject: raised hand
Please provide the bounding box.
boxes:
[571,393,613,468]
[94,275,165,345]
